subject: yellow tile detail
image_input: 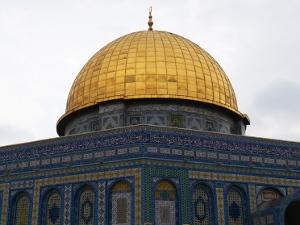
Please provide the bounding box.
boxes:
[216,187,225,225]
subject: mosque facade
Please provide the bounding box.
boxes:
[1,13,300,225]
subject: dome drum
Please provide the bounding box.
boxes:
[59,99,247,136]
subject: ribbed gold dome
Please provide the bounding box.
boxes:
[58,30,247,125]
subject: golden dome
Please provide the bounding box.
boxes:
[58,30,248,125]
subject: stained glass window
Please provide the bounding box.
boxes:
[10,192,30,225]
[154,180,178,225]
[192,184,214,225]
[226,187,248,225]
[41,189,62,225]
[110,180,132,225]
[74,185,95,225]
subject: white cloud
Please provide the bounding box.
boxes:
[245,79,300,141]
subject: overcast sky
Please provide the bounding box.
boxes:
[0,0,300,146]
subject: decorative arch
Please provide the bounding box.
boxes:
[109,180,133,225]
[154,179,178,225]
[40,188,62,225]
[9,191,31,225]
[74,184,96,225]
[191,182,214,225]
[225,185,248,225]
[279,192,300,225]
[257,187,283,206]
[284,199,300,225]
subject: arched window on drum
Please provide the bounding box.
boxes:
[192,183,214,225]
[154,179,178,225]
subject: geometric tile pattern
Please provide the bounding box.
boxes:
[277,187,286,195]
[15,195,30,225]
[145,168,189,224]
[11,180,33,189]
[186,116,202,130]
[45,192,61,225]
[111,192,132,225]
[189,171,300,187]
[64,99,239,135]
[1,184,9,225]
[146,114,167,126]
[102,114,120,130]
[154,180,177,225]
[288,187,294,195]
[64,185,71,225]
[33,182,40,225]
[192,185,212,225]
[98,181,105,225]
[77,189,95,225]
[249,185,256,213]
[107,180,115,189]
[2,125,300,176]
[216,188,225,225]
[2,162,300,225]
[2,120,300,225]
[155,200,176,225]
[219,123,229,133]
[226,189,244,224]
[31,168,141,225]
[128,116,141,125]
[205,120,215,132]
[111,181,131,192]
[169,115,183,128]
[255,186,264,195]
[111,181,132,225]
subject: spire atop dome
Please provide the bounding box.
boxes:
[148,6,153,30]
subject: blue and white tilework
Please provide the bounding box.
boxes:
[98,181,105,225]
[155,200,176,225]
[111,192,132,225]
[64,184,71,225]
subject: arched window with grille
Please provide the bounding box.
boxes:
[154,179,178,225]
[226,186,248,225]
[10,191,30,225]
[40,188,62,225]
[74,184,96,225]
[109,180,133,225]
[192,183,214,225]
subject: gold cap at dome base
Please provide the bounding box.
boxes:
[57,30,249,134]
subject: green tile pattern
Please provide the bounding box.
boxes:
[144,167,189,224]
